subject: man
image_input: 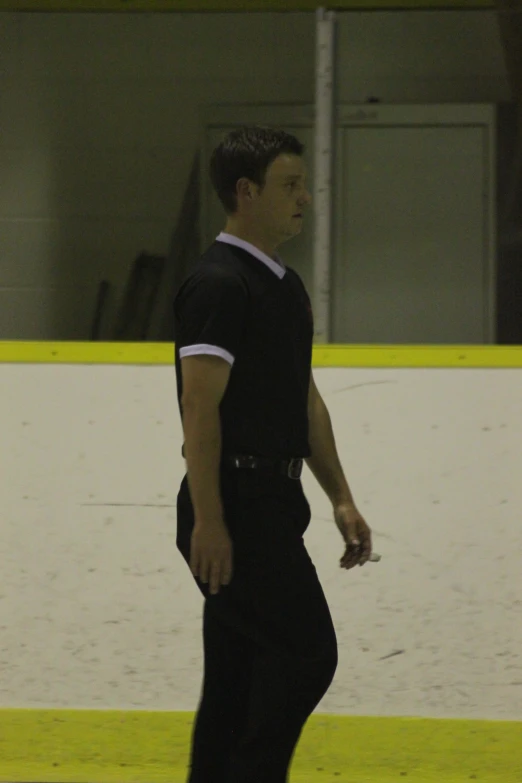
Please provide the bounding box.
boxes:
[174,126,373,783]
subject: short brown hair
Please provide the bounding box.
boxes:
[209,125,305,215]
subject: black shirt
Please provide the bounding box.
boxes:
[174,233,314,459]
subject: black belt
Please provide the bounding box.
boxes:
[181,446,303,480]
[225,455,304,480]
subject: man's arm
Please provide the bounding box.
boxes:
[305,371,355,508]
[181,354,230,525]
[181,354,235,594]
[306,371,373,567]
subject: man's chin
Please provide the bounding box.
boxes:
[277,223,303,245]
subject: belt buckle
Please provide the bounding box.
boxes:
[234,456,256,469]
[287,458,303,480]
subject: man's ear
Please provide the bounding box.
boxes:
[236,178,252,200]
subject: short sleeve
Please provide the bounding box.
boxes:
[174,269,248,366]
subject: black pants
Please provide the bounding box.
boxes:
[176,467,338,783]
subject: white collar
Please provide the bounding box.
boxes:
[216,232,286,279]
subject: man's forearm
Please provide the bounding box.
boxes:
[182,401,224,525]
[305,394,355,507]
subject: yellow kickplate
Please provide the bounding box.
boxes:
[0,709,520,783]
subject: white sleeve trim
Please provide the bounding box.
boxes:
[179,344,235,366]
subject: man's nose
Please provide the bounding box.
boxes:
[300,189,312,207]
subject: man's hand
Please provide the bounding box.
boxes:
[190,520,233,595]
[334,503,372,569]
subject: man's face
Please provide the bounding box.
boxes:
[248,154,312,245]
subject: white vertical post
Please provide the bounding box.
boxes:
[313,7,336,344]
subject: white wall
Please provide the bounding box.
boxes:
[0,11,510,340]
[1,364,521,720]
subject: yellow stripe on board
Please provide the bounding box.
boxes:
[0,0,495,11]
[312,344,522,368]
[0,341,522,367]
[0,709,520,783]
